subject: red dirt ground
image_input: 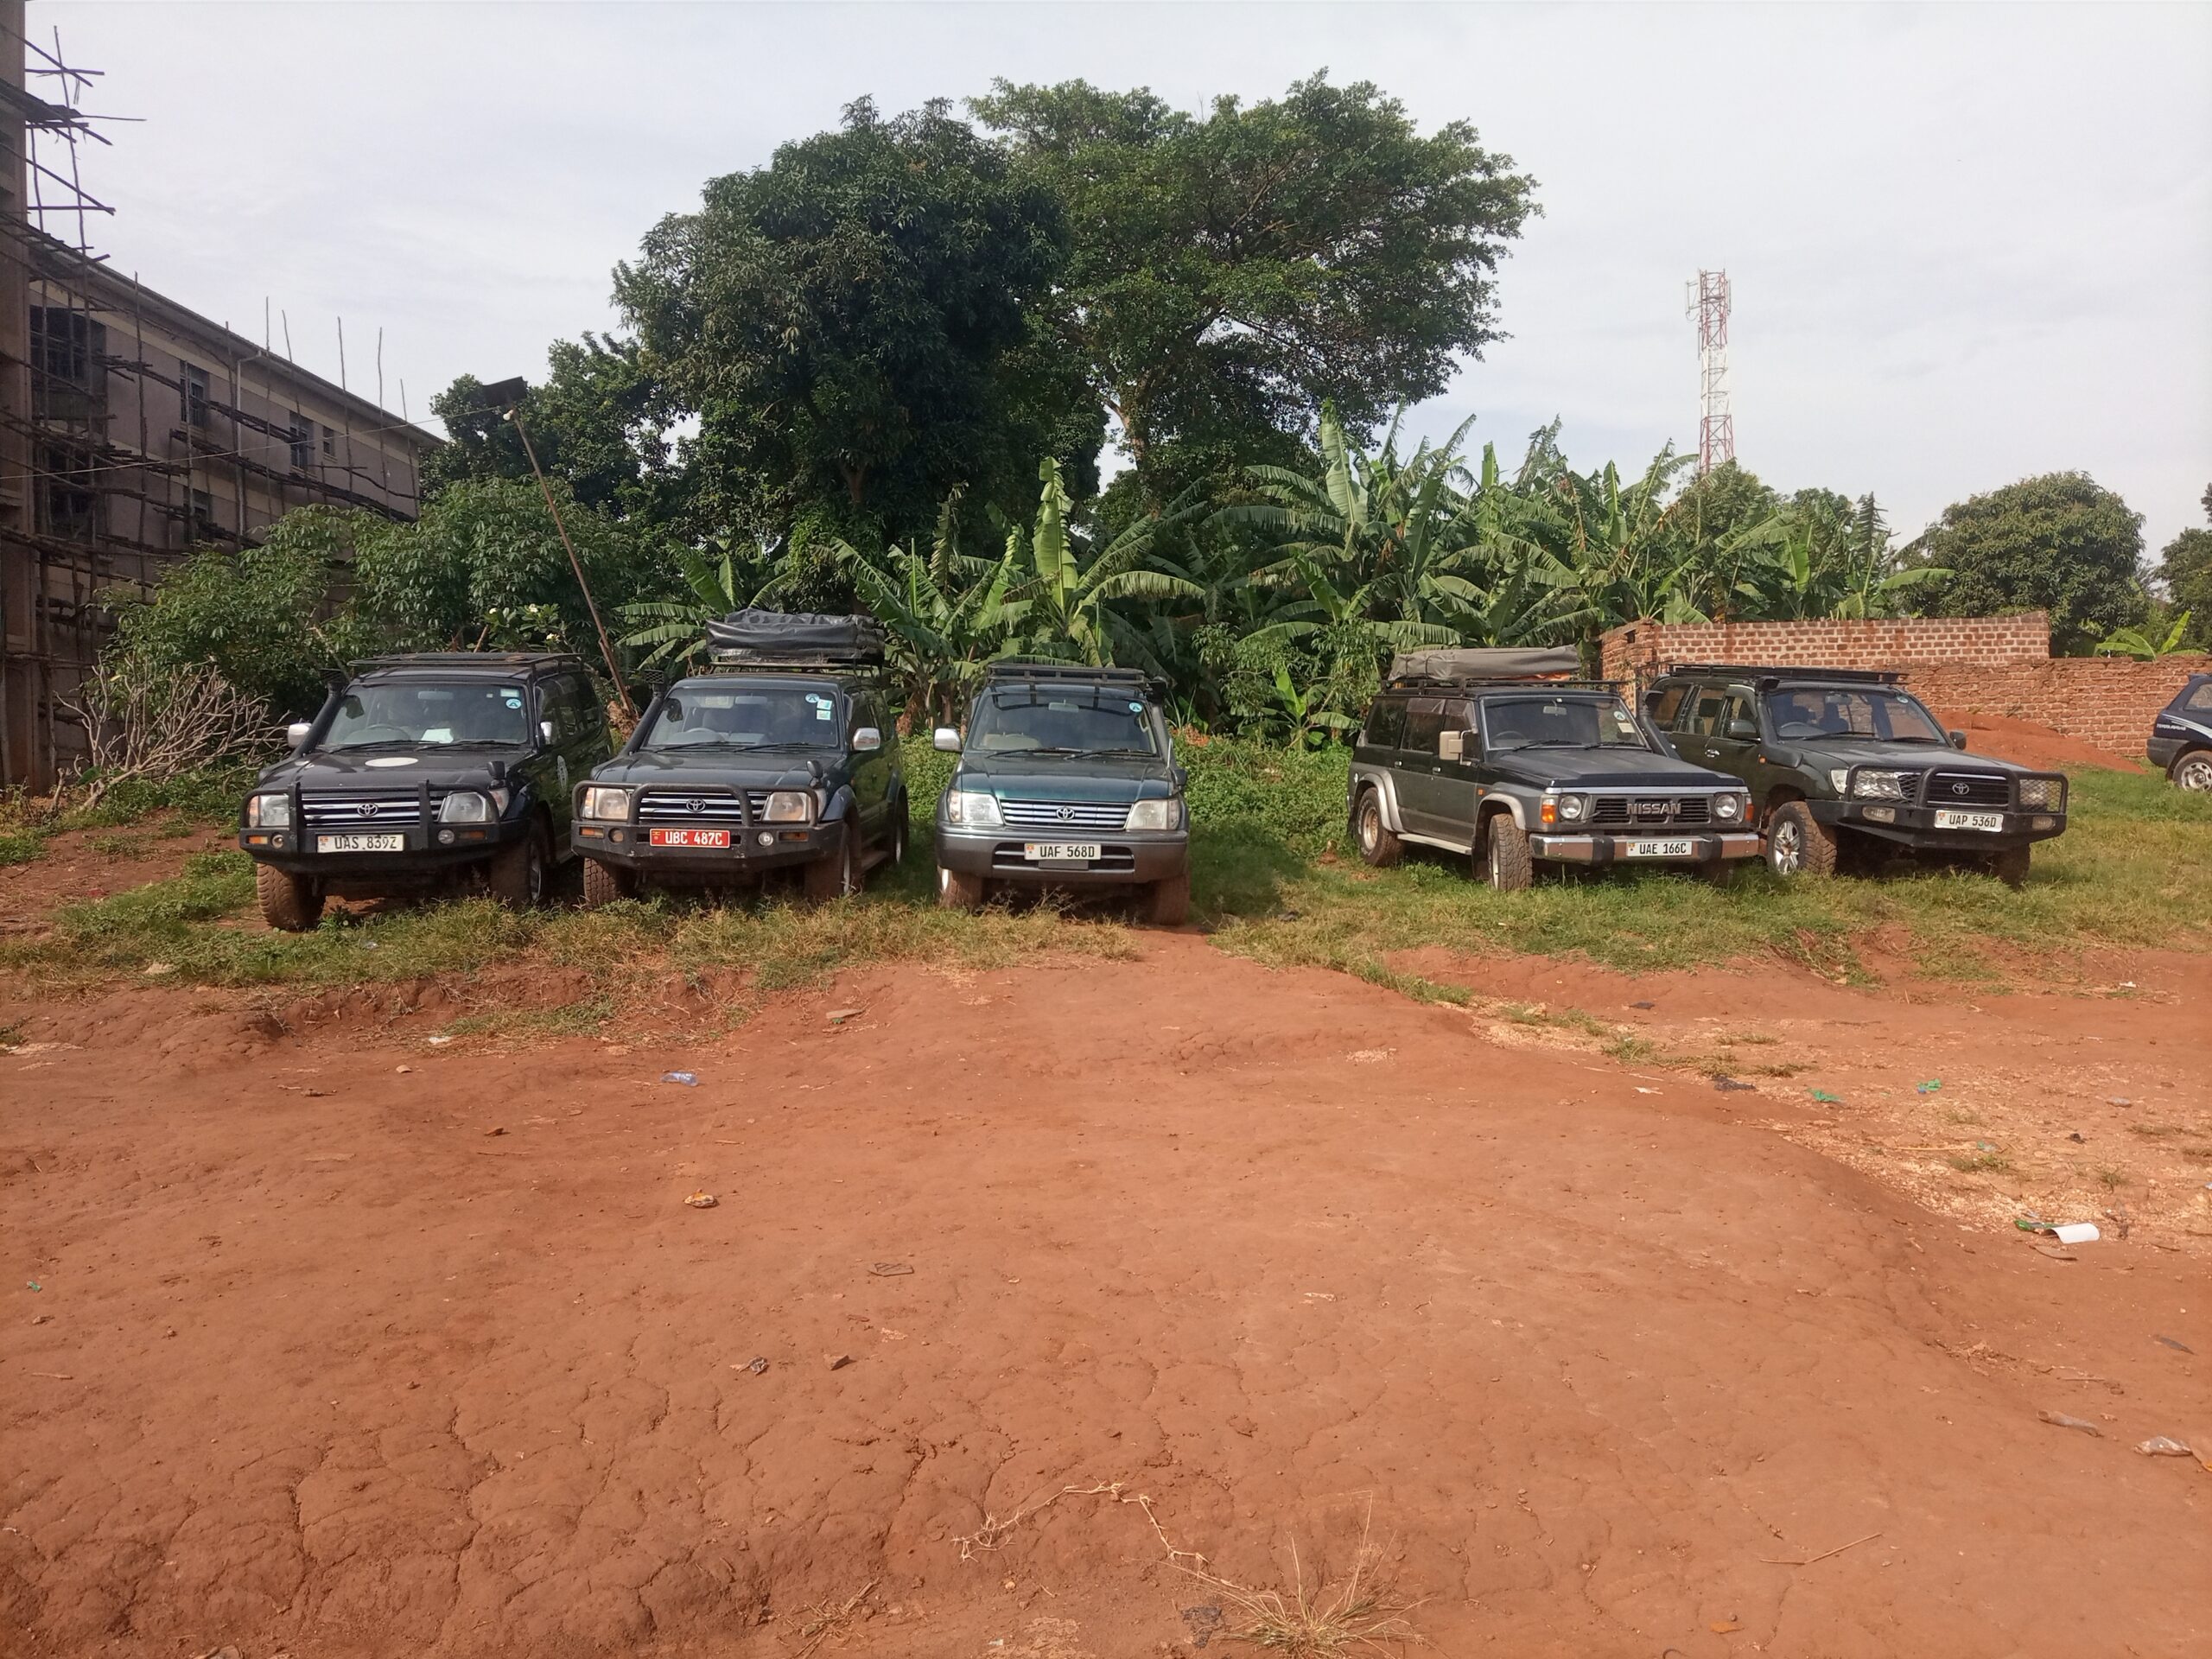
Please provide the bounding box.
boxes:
[3,938,2208,1659]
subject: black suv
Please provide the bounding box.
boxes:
[1347,649,1760,891]
[2146,671,2212,791]
[570,612,906,905]
[932,662,1191,924]
[239,652,611,931]
[1643,664,2068,885]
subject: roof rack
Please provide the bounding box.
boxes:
[1386,674,1623,694]
[981,659,1157,688]
[1662,663,1904,687]
[352,652,588,673]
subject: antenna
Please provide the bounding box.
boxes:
[1684,270,1734,474]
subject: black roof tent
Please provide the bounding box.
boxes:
[981,659,1160,690]
[351,652,588,676]
[1661,663,1906,688]
[1388,646,1580,684]
[704,610,887,669]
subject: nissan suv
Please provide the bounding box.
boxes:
[570,612,906,904]
[932,662,1191,924]
[1643,664,2068,885]
[239,652,611,931]
[1347,649,1760,891]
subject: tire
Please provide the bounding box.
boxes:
[937,864,985,912]
[2171,750,2212,792]
[1483,813,1532,893]
[1992,843,2031,889]
[1765,801,1837,879]
[804,820,862,903]
[256,862,323,932]
[1353,787,1403,868]
[582,856,634,908]
[889,802,909,867]
[487,821,550,910]
[1145,869,1192,926]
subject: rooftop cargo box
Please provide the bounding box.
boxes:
[704,610,887,668]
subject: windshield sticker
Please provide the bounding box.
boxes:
[502,693,523,709]
[364,755,418,768]
[1129,701,1144,712]
[816,703,832,720]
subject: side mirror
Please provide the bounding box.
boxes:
[1439,730,1468,761]
[539,719,556,745]
[1726,718,1758,741]
[1171,765,1189,791]
[1948,730,1967,750]
[285,721,313,749]
[933,727,961,753]
[852,726,882,753]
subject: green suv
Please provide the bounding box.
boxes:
[1643,664,2069,886]
[932,663,1191,924]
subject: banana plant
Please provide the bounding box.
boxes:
[1006,457,1204,665]
[2094,611,2194,660]
[617,540,749,672]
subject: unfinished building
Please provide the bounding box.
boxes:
[0,3,437,789]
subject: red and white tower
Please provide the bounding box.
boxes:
[1685,270,1734,474]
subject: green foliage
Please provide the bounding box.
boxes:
[971,73,1538,500]
[103,506,362,715]
[1905,472,2149,654]
[2152,487,2212,651]
[2095,611,2194,659]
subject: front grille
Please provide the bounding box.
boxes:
[998,798,1133,831]
[1589,795,1712,826]
[638,787,746,823]
[745,789,772,819]
[301,791,426,828]
[990,842,1137,873]
[1925,772,2010,808]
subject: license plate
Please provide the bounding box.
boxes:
[650,828,731,849]
[1934,809,2004,832]
[1023,842,1101,863]
[1623,838,1694,858]
[316,832,405,853]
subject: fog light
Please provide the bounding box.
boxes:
[759,831,774,847]
[273,834,285,849]
[2032,814,2056,830]
[612,829,626,842]
[1863,805,1896,823]
[438,829,455,845]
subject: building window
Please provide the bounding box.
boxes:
[321,423,335,457]
[290,413,315,471]
[35,442,99,541]
[30,307,99,387]
[190,487,217,540]
[183,363,210,429]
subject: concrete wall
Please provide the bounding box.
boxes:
[1599,614,2209,759]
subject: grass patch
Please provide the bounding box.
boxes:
[0,825,42,867]
[1947,1151,2012,1174]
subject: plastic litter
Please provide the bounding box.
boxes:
[2038,1410,2101,1435]
[2135,1436,2195,1457]
[1916,1079,1942,1093]
[2051,1222,2101,1245]
[868,1262,914,1277]
[746,1357,768,1375]
[1810,1089,1843,1103]
[663,1071,698,1087]
[2154,1334,2195,1354]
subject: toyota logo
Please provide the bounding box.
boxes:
[1951,782,1970,798]
[357,802,379,819]
[686,798,708,815]
[1057,804,1077,822]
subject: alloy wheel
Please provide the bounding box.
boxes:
[1770,819,1801,874]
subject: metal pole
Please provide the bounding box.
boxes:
[505,407,632,716]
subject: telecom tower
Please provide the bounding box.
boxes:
[1684,270,1734,474]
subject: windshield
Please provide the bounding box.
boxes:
[969,686,1160,755]
[1764,688,1946,743]
[1482,696,1649,752]
[321,682,530,749]
[639,683,842,751]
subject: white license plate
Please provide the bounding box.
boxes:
[1934,809,2004,832]
[1023,842,1101,863]
[316,832,405,854]
[1623,838,1694,858]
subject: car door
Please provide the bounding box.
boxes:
[1675,684,1749,785]
[1427,697,1482,849]
[532,675,586,834]
[847,685,892,846]
[1697,687,1760,786]
[1395,696,1450,839]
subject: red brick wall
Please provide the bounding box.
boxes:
[1599,614,2209,758]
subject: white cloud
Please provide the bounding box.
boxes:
[46,0,2212,547]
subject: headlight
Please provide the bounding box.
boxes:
[1827,769,1850,795]
[2018,778,2063,810]
[582,785,632,820]
[945,789,1002,828]
[761,790,813,823]
[1554,793,1587,823]
[1850,769,1910,801]
[1713,792,1742,821]
[1124,797,1180,832]
[247,791,291,829]
[439,788,510,823]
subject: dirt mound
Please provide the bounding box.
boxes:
[3,944,2207,1658]
[1933,709,2143,772]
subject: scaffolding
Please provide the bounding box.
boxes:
[0,7,432,789]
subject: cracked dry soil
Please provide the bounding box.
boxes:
[3,936,2208,1658]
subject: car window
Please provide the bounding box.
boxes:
[1482,696,1651,751]
[969,686,1160,755]
[545,675,599,742]
[2187,680,2212,713]
[1682,689,1731,738]
[1363,699,1406,750]
[639,683,842,751]
[1649,684,1688,728]
[1401,698,1447,754]
[1720,692,1754,734]
[322,681,529,749]
[1762,688,1945,743]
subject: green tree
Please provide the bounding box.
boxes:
[1003,458,1203,665]
[971,73,1537,499]
[2152,483,2212,650]
[613,97,1095,552]
[1906,472,2148,654]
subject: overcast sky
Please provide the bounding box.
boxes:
[39,0,2212,550]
